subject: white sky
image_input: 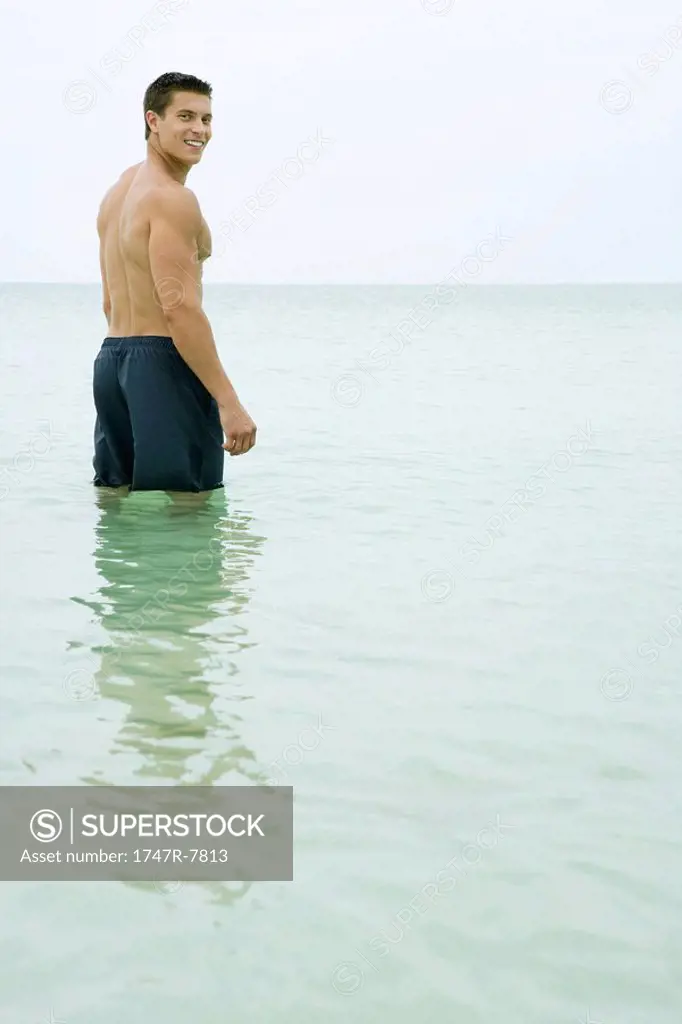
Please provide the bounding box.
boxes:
[6,0,682,282]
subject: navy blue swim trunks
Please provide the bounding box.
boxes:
[92,336,224,492]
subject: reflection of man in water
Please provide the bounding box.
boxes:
[73,490,266,786]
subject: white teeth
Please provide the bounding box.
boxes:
[185,140,203,147]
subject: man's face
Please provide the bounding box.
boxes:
[153,90,212,163]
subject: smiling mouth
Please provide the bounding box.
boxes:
[184,140,204,149]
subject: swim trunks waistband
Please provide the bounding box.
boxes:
[102,336,175,350]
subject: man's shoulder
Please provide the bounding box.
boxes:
[97,168,200,230]
[146,181,199,207]
[140,183,199,238]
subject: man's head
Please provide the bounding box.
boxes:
[143,72,212,164]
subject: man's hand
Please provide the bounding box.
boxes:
[219,401,257,456]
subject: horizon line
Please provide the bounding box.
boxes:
[2,280,682,287]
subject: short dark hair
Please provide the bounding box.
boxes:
[143,72,212,140]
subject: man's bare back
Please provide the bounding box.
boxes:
[92,73,256,493]
[98,162,211,338]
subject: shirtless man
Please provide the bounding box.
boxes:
[93,71,256,494]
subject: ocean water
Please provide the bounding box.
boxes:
[1,282,682,1023]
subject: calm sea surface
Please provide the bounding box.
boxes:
[1,283,681,1023]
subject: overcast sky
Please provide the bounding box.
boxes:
[6,0,682,282]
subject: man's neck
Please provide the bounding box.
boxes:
[146,142,190,185]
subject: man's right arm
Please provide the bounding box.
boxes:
[148,187,256,455]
